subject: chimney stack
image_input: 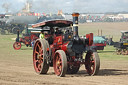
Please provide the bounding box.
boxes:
[72,13,80,41]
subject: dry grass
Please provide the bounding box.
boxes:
[79,22,128,41]
[0,22,128,61]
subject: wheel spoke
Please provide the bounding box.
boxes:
[56,55,59,61]
[35,51,39,55]
[85,51,100,76]
[13,42,21,50]
[37,44,42,51]
[33,39,49,74]
[59,65,62,71]
[58,68,61,73]
[38,63,41,71]
[57,65,61,73]
[35,60,39,63]
[91,60,95,63]
[40,58,43,63]
[40,52,43,56]
[18,43,20,45]
[40,56,43,60]
[56,55,62,74]
[59,58,61,62]
[53,50,67,77]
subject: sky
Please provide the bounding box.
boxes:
[0,0,128,14]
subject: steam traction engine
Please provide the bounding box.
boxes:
[32,13,100,77]
[13,27,40,50]
[114,31,128,55]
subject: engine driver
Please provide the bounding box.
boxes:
[39,30,45,39]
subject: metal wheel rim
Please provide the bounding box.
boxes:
[13,42,21,50]
[33,40,43,73]
[54,53,62,76]
[85,52,95,75]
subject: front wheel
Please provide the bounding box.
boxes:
[85,51,100,76]
[53,50,67,77]
[33,39,49,74]
[13,42,21,50]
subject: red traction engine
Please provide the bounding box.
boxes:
[32,13,100,77]
[13,30,39,50]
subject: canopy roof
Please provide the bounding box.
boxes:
[32,19,73,28]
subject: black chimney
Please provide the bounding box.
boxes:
[16,30,19,42]
[72,13,79,41]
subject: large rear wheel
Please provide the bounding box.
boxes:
[85,51,100,76]
[13,42,21,50]
[33,39,49,74]
[53,50,67,77]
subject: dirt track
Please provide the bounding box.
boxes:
[0,56,128,85]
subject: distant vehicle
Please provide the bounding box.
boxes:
[92,36,106,51]
[114,31,128,55]
[36,14,65,23]
[0,14,39,34]
[0,14,8,34]
[13,25,41,50]
[0,14,65,34]
[83,36,106,51]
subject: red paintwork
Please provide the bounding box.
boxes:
[33,40,43,73]
[49,33,95,65]
[32,19,100,76]
[61,41,69,52]
[13,42,21,50]
[52,35,69,53]
[93,42,106,50]
[18,33,39,48]
[31,34,38,41]
[53,52,62,76]
[86,33,93,46]
[13,33,39,50]
[53,35,63,45]
[19,38,22,42]
[93,43,106,46]
[23,36,30,46]
[85,52,95,75]
[45,34,52,39]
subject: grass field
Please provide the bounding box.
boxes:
[79,22,128,41]
[0,22,128,85]
[1,22,128,63]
